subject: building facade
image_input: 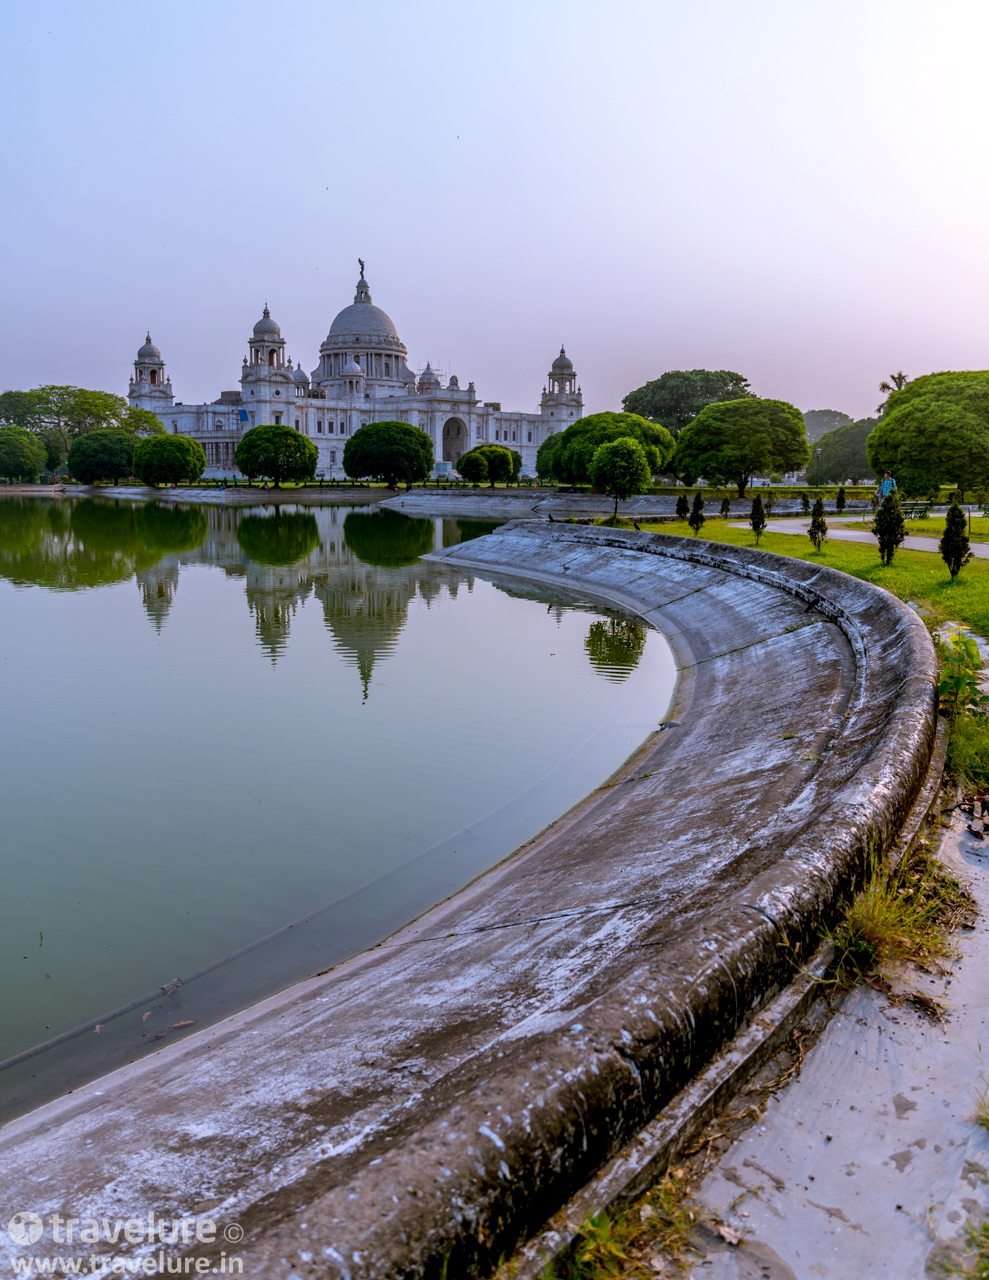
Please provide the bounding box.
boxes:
[127,268,583,478]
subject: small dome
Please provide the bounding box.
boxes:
[342,358,364,376]
[293,364,309,384]
[253,305,281,339]
[552,345,573,372]
[138,333,161,361]
[419,363,440,390]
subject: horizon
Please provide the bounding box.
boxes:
[2,0,988,422]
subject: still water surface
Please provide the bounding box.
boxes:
[0,497,675,1115]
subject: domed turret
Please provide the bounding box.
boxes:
[138,333,161,361]
[253,305,282,339]
[418,362,440,393]
[552,345,574,373]
[128,332,173,412]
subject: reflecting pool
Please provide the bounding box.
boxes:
[0,496,676,1116]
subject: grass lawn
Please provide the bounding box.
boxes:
[639,518,989,636]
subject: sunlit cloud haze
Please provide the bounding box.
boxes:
[2,0,988,420]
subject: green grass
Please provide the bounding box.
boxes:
[947,717,989,788]
[829,841,970,985]
[640,518,989,636]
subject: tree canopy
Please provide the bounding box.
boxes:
[343,421,433,488]
[802,409,852,442]
[589,437,652,516]
[234,423,318,487]
[0,385,164,473]
[622,370,752,434]
[133,434,207,487]
[457,443,514,487]
[813,417,877,483]
[0,425,46,482]
[866,372,989,495]
[674,397,809,496]
[536,412,674,485]
[67,430,136,485]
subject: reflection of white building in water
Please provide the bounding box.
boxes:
[127,266,583,478]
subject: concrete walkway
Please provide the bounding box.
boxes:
[687,811,989,1279]
[732,517,989,559]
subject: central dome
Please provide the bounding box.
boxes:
[324,272,404,350]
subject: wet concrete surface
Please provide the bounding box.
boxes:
[0,524,937,1278]
[689,815,989,1280]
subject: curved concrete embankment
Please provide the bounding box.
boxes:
[0,525,936,1279]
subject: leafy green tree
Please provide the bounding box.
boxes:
[836,485,847,512]
[67,430,135,484]
[688,490,705,536]
[674,398,810,497]
[457,450,488,486]
[802,409,852,442]
[122,406,166,436]
[343,509,434,567]
[509,449,522,481]
[814,418,877,483]
[234,423,318,488]
[800,491,810,513]
[622,370,752,434]
[0,390,47,431]
[343,421,433,488]
[675,493,689,520]
[535,432,564,481]
[867,373,989,495]
[720,496,731,519]
[237,512,320,565]
[808,498,828,551]
[872,494,905,565]
[584,617,647,682]
[133,434,207,487]
[539,412,674,486]
[0,425,46,481]
[472,444,514,487]
[589,436,652,518]
[939,502,972,581]
[750,494,767,544]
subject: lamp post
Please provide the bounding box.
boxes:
[814,447,822,488]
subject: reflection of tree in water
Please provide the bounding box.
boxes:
[343,509,434,567]
[70,500,139,554]
[440,518,501,548]
[135,504,207,555]
[237,511,320,566]
[584,617,647,682]
[0,498,163,590]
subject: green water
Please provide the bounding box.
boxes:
[0,496,675,1116]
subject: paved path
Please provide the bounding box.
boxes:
[729,517,989,559]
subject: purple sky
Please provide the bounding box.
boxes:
[2,0,987,420]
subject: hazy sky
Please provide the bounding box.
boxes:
[2,0,987,420]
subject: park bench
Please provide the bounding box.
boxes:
[900,502,931,519]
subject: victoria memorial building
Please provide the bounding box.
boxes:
[126,266,583,478]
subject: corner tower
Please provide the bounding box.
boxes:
[128,334,174,411]
[540,346,582,430]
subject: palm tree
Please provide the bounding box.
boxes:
[877,370,910,416]
[878,371,910,396]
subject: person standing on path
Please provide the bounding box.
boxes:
[876,471,897,501]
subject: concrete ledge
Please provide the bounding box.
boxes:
[0,524,937,1279]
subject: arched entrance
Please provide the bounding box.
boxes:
[442,417,467,465]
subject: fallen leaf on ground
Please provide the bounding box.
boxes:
[717,1224,742,1246]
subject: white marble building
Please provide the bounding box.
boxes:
[127,267,583,478]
